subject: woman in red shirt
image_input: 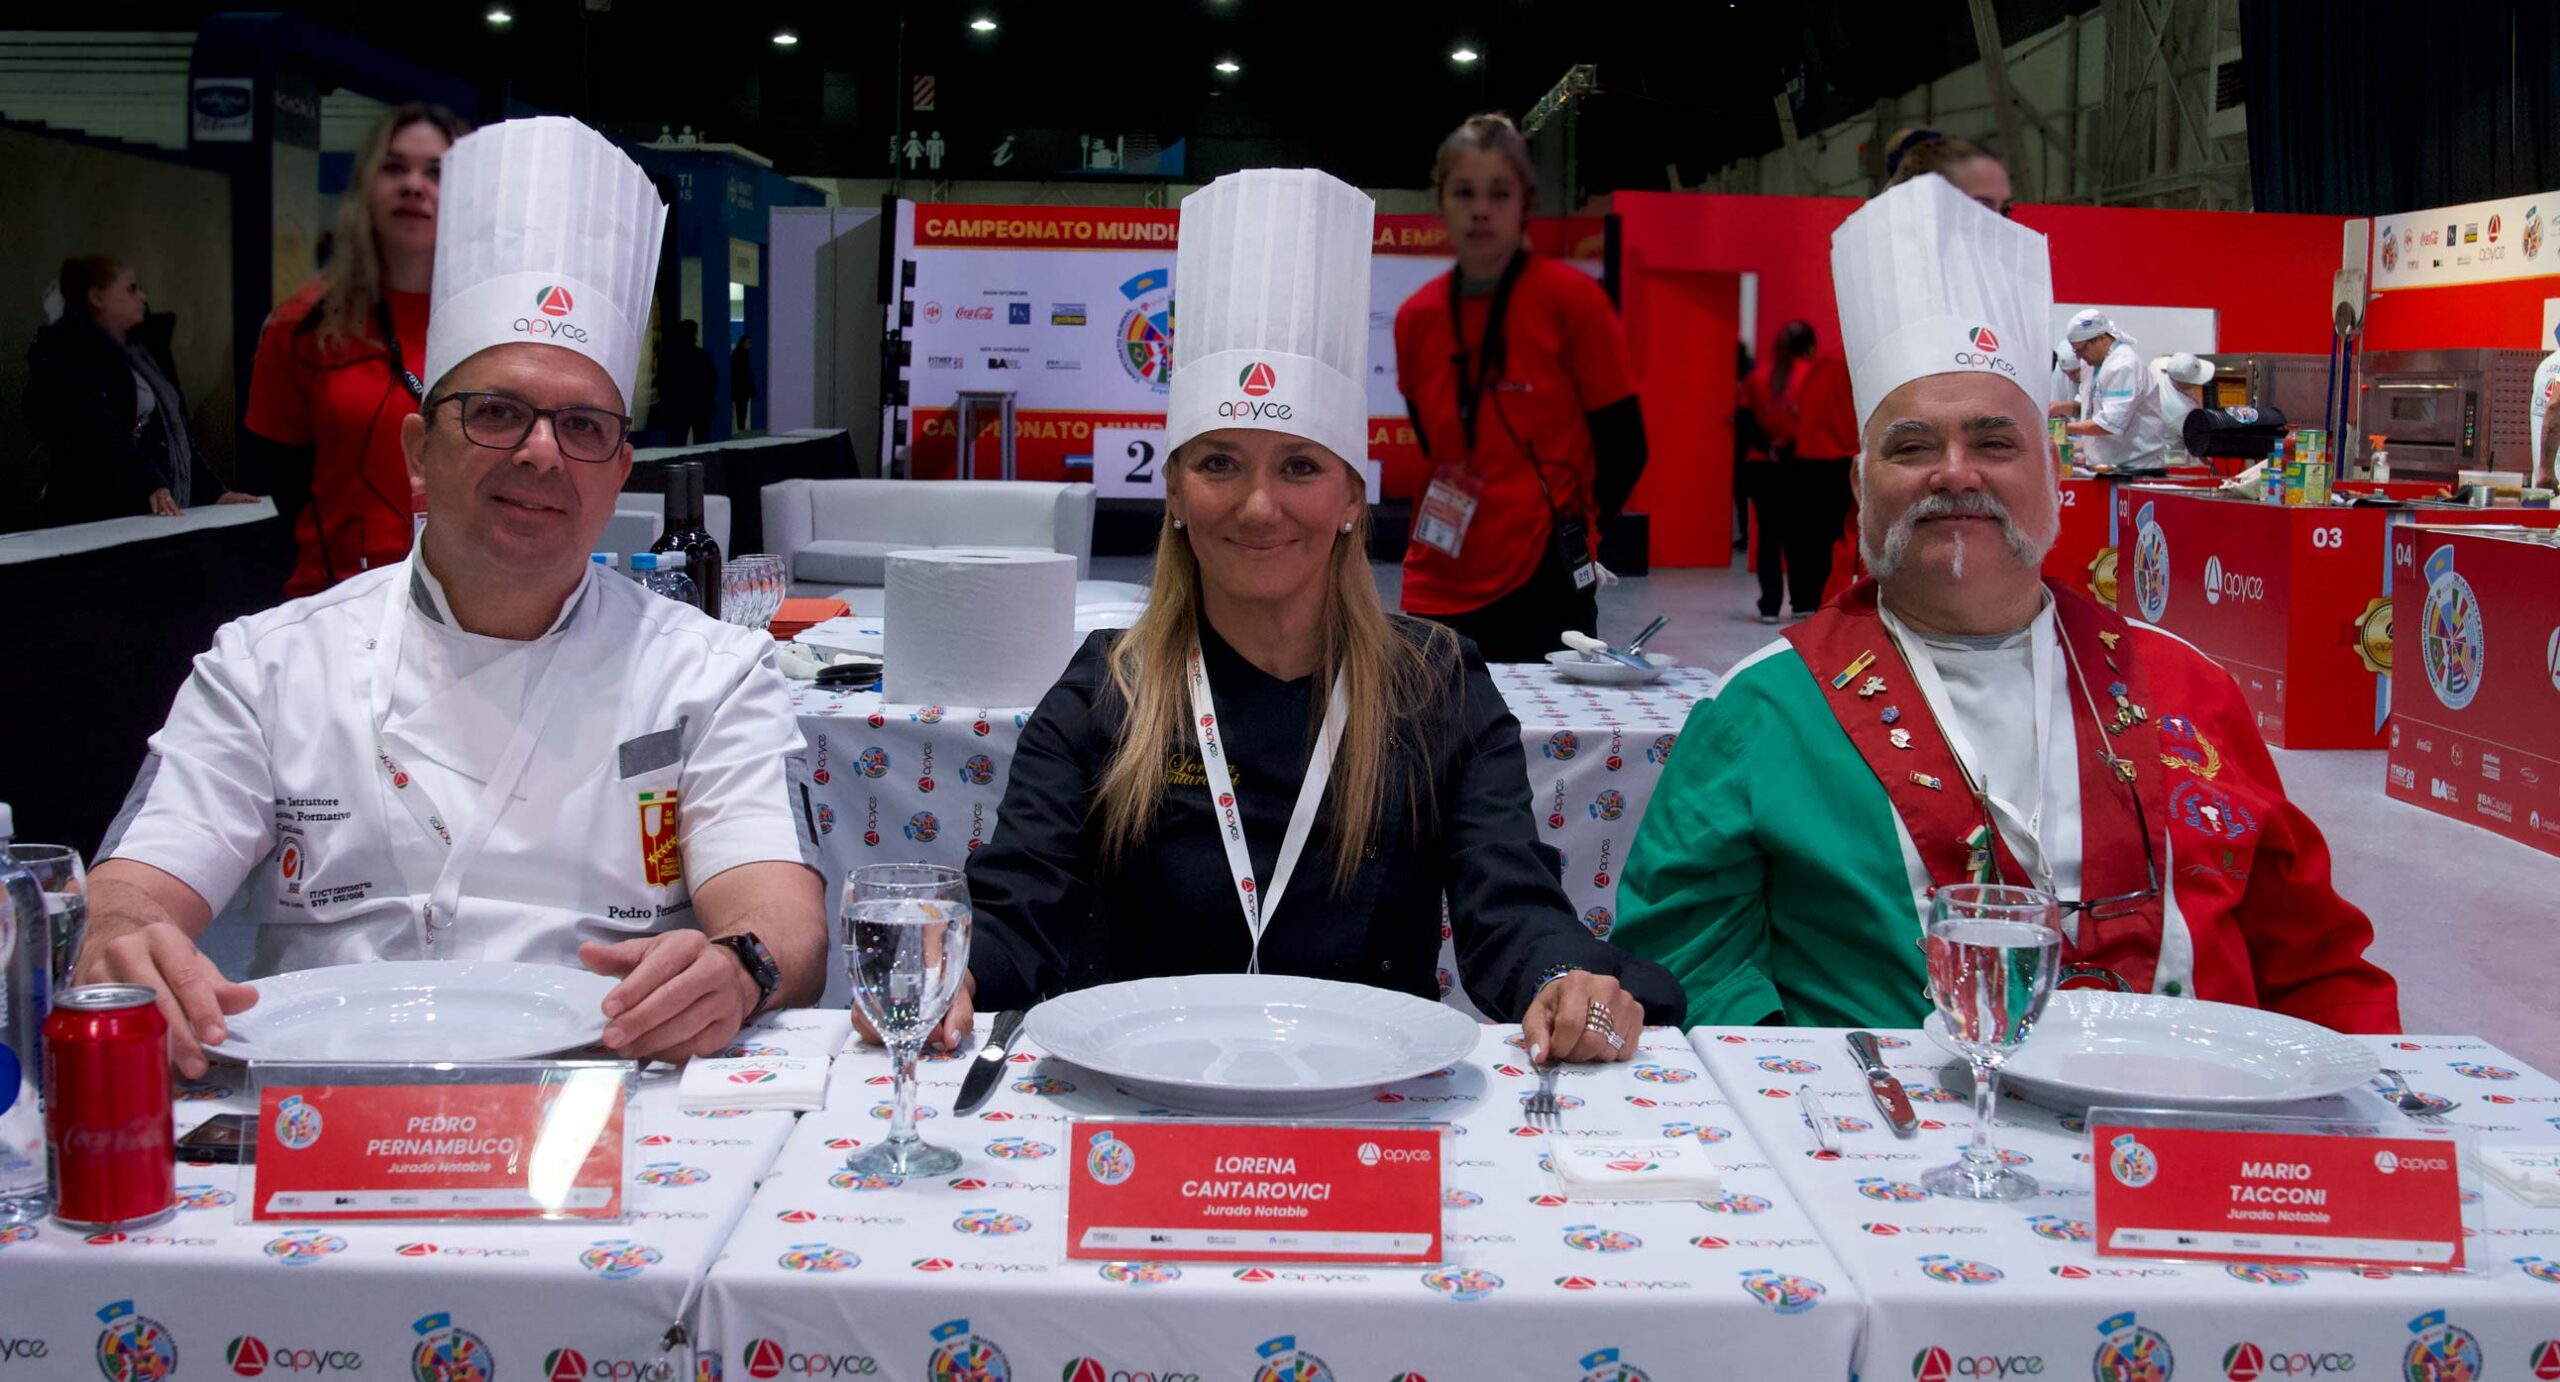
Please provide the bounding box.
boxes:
[1740,320,1860,620]
[242,103,468,596]
[1396,113,1647,663]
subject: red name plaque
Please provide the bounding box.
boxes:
[251,1064,631,1223]
[2090,1120,2467,1271]
[1063,1120,1443,1265]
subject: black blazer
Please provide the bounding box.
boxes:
[963,620,1686,1024]
[24,314,200,526]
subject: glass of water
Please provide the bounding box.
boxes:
[8,844,86,990]
[842,863,971,1176]
[1921,883,2062,1202]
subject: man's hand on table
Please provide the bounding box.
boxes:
[848,969,976,1054]
[581,930,759,1062]
[1523,969,1643,1064]
[79,920,260,1080]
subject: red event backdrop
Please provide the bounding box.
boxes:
[1613,193,2357,567]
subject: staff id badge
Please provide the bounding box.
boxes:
[1414,463,1484,558]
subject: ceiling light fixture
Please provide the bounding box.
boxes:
[1450,47,1479,64]
[485,6,513,25]
[970,17,998,32]
[771,29,799,46]
[1214,59,1241,74]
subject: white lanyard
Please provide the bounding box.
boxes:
[1885,603,2059,889]
[368,558,580,954]
[1184,642,1348,974]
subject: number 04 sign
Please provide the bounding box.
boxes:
[1091,427,1382,503]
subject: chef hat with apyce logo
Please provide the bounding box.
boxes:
[1165,167,1373,473]
[422,116,668,413]
[1830,172,2053,437]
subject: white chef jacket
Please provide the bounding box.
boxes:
[101,555,813,976]
[2530,349,2560,486]
[2153,362,2199,447]
[2078,340,2165,469]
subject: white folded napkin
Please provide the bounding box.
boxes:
[2478,1145,2560,1207]
[678,1055,829,1112]
[1547,1141,1725,1202]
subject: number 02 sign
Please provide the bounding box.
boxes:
[1091,426,1384,503]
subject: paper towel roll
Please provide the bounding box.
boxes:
[884,548,1079,707]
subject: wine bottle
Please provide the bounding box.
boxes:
[649,462,723,619]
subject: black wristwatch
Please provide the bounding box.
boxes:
[714,931,783,1013]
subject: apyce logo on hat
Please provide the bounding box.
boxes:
[535,285,575,316]
[1953,324,2016,377]
[1970,326,2001,352]
[1239,361,1278,396]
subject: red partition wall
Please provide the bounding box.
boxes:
[1612,193,2353,566]
[2362,278,2560,351]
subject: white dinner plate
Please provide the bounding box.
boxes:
[1543,650,1678,686]
[212,960,616,1064]
[1024,973,1482,1114]
[1923,991,2380,1109]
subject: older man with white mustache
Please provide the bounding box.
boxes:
[1612,174,2399,1035]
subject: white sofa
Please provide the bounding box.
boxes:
[761,478,1095,591]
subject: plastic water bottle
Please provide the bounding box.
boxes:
[0,803,51,1225]
[591,551,617,574]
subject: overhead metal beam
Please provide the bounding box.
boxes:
[1965,0,2035,195]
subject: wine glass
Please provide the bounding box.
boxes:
[842,863,972,1176]
[8,844,86,990]
[1921,883,2062,1202]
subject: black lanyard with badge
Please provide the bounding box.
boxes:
[1413,251,1596,593]
[377,301,428,545]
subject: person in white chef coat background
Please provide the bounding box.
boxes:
[76,117,826,1076]
[2530,320,2559,488]
[2151,350,2213,453]
[2060,309,2164,469]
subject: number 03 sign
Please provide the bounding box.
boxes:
[1091,426,1382,503]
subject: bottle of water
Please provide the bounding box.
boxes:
[0,803,51,1225]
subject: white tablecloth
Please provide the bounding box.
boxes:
[1688,1028,2560,1382]
[789,662,1720,1006]
[695,1020,1859,1382]
[0,1008,851,1378]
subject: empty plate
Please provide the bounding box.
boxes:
[212,960,616,1063]
[1024,973,1482,1114]
[1543,650,1677,686]
[1924,990,2380,1109]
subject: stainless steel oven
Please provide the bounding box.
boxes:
[2360,348,2547,484]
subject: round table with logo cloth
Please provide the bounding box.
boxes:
[788,663,1721,1008]
[692,1020,1860,1381]
[0,1007,851,1378]
[1686,1028,2560,1382]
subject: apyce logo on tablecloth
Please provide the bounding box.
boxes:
[1909,1347,2045,1381]
[2218,1341,2349,1381]
[223,1333,364,1377]
[544,1348,676,1382]
[740,1338,878,1380]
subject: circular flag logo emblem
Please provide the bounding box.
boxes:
[1916,1255,2003,1286]
[2421,551,2487,710]
[925,1318,1009,1382]
[273,1096,322,1151]
[2402,1311,2482,1382]
[2109,1134,2160,1188]
[1562,1225,1641,1254]
[409,1313,494,1382]
[1421,1266,1503,1301]
[2133,512,2171,623]
[1251,1336,1333,1382]
[828,1170,903,1192]
[953,1208,1032,1237]
[983,1137,1052,1160]
[1631,1065,1695,1084]
[1115,268,1175,394]
[95,1301,179,1382]
[1085,1131,1136,1186]
[579,1239,662,1281]
[777,1243,859,1273]
[1700,1191,1773,1215]
[2225,1262,2307,1286]
[261,1229,347,1267]
[1738,1268,1826,1315]
[1095,1261,1180,1287]
[2092,1312,2173,1382]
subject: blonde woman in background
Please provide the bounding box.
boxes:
[243,102,469,595]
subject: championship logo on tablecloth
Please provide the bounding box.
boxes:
[1085,1130,1136,1185]
[1575,1347,1652,1382]
[2419,545,2486,710]
[1915,1255,2002,1285]
[1095,1261,1180,1287]
[1421,1266,1504,1300]
[2090,1312,2171,1382]
[1252,1334,1334,1382]
[261,1229,347,1267]
[1737,1269,1826,1314]
[2402,1310,2482,1382]
[409,1312,494,1382]
[95,1300,178,1382]
[578,1239,662,1280]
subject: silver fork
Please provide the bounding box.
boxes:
[1525,1060,1563,1129]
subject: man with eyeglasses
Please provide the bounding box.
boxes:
[1615,175,2398,1034]
[78,118,825,1075]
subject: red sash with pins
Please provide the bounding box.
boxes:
[1784,579,2173,994]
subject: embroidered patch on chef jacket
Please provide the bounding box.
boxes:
[638,789,682,886]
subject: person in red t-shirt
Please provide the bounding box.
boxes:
[242,103,469,597]
[1396,113,1646,663]
[1737,321,1860,621]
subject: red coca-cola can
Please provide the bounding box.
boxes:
[43,984,174,1231]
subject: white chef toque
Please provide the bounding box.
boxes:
[1831,173,2053,437]
[2160,351,2214,386]
[2064,307,2118,344]
[421,116,668,412]
[1166,168,1373,473]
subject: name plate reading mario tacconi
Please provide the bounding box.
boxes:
[2090,1112,2471,1272]
[249,1062,633,1223]
[1063,1120,1443,1265]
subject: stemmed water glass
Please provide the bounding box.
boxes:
[842,863,972,1176]
[1921,882,2062,1201]
[721,554,787,632]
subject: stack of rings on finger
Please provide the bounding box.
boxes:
[1584,1001,1625,1050]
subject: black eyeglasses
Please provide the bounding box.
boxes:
[2057,772,2161,921]
[428,391,630,463]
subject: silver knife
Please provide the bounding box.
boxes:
[953,1010,1027,1116]
[1847,1030,1919,1137]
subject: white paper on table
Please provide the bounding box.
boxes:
[679,1055,830,1112]
[1546,1139,1725,1201]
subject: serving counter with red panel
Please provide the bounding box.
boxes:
[2384,526,2560,855]
[2051,473,2219,606]
[2110,488,2560,748]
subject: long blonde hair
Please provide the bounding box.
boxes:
[310,103,470,350]
[1095,448,1454,894]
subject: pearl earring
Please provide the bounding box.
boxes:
[1340,521,1354,533]
[1171,517,1185,529]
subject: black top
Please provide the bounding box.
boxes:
[963,618,1686,1023]
[24,314,205,526]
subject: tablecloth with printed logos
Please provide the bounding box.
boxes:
[0,1008,853,1382]
[692,1019,1857,1382]
[1689,1028,2560,1382]
[789,663,1719,1008]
